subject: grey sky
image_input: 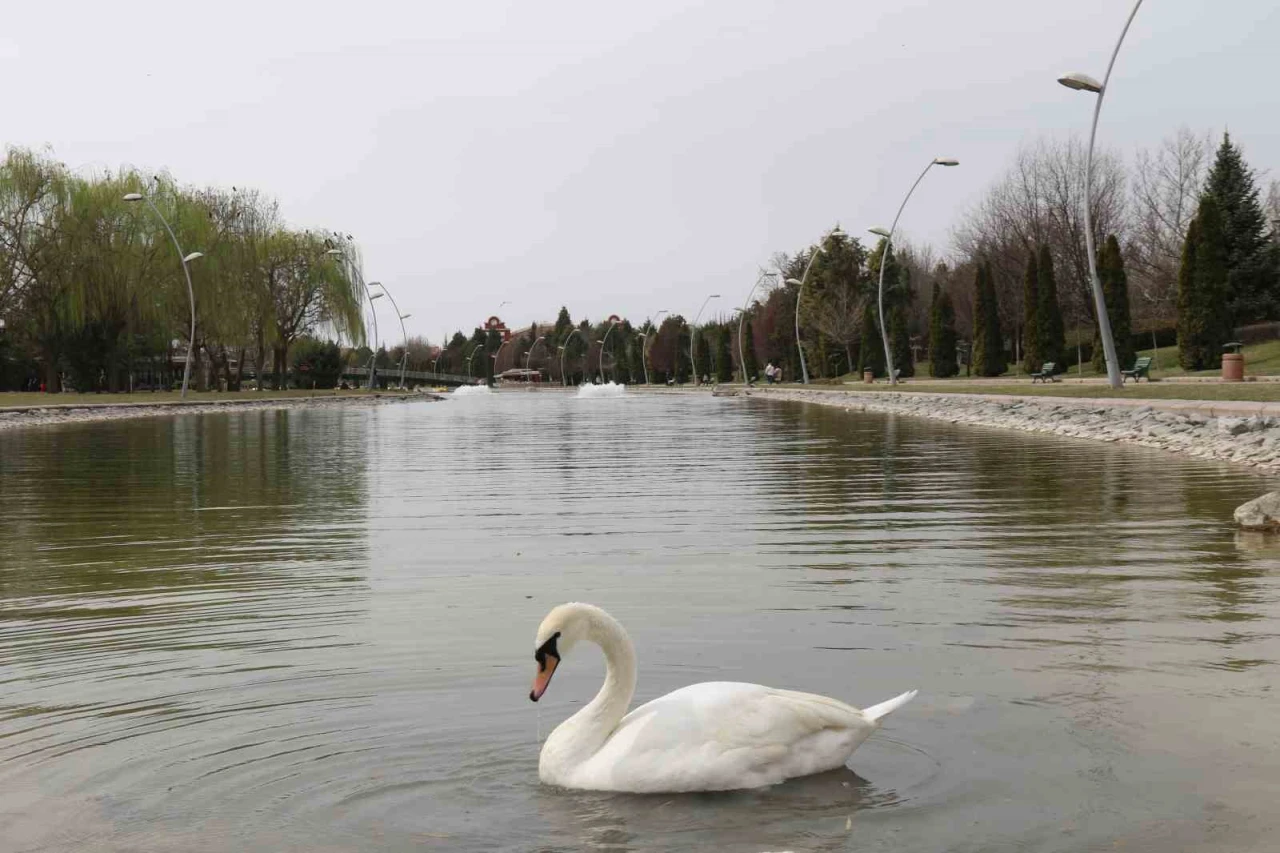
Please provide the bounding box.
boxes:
[5,1,1278,344]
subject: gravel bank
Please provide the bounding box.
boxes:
[0,393,432,432]
[756,387,1280,472]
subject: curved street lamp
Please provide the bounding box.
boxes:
[374,282,410,388]
[634,332,651,386]
[1057,0,1144,390]
[737,272,776,384]
[467,343,486,378]
[789,227,844,384]
[640,309,669,385]
[525,335,547,379]
[559,328,585,386]
[123,191,204,397]
[689,294,721,386]
[598,319,620,383]
[870,157,959,385]
[365,286,385,390]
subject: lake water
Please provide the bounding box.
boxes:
[2,390,1279,852]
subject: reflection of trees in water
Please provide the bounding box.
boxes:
[0,410,370,599]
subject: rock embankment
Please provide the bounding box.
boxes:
[755,388,1280,472]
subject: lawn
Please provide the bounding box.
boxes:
[831,382,1280,403]
[0,388,409,410]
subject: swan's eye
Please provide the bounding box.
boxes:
[534,632,561,672]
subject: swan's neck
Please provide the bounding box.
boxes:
[555,609,636,759]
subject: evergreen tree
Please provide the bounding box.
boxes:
[1036,244,1066,373]
[1092,234,1136,373]
[714,326,733,382]
[628,336,646,383]
[1177,195,1233,370]
[740,320,760,382]
[928,282,959,377]
[692,328,712,382]
[1022,250,1041,373]
[1205,132,1279,323]
[552,306,572,347]
[889,306,913,378]
[972,262,1005,376]
[857,303,885,377]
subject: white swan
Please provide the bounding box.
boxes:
[529,602,916,792]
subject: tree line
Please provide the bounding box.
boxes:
[0,147,366,392]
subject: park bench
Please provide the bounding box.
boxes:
[1030,362,1059,383]
[1121,356,1152,383]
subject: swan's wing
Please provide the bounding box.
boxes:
[580,682,874,791]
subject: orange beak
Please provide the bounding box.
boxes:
[530,654,559,702]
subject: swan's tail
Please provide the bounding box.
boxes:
[863,689,918,723]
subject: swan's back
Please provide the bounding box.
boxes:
[557,682,879,792]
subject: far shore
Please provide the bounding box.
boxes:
[0,388,435,431]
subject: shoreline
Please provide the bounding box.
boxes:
[0,391,435,432]
[752,386,1280,473]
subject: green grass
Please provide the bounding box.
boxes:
[0,388,409,410]
[796,382,1280,403]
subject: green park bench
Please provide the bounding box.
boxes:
[1121,356,1153,383]
[1030,362,1059,383]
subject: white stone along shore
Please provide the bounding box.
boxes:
[753,386,1280,474]
[0,393,429,432]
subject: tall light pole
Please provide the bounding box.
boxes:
[559,328,585,386]
[870,157,959,385]
[525,335,547,381]
[689,294,721,386]
[642,310,668,385]
[365,287,384,390]
[375,282,410,389]
[491,338,510,385]
[789,228,842,384]
[737,272,775,384]
[598,320,620,383]
[1058,0,1143,390]
[467,343,485,378]
[123,191,204,398]
[634,332,651,386]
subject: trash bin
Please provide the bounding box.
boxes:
[863,370,874,384]
[1223,342,1244,382]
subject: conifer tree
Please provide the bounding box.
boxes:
[972,262,1005,376]
[1022,251,1041,373]
[1092,234,1136,373]
[552,306,572,347]
[714,327,733,381]
[1036,245,1066,373]
[928,282,959,377]
[692,328,712,382]
[1177,196,1233,370]
[857,303,884,377]
[889,306,913,378]
[740,320,760,382]
[1205,132,1279,322]
[628,336,646,383]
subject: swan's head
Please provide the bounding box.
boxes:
[529,603,594,702]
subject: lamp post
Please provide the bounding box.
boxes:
[467,343,485,378]
[598,320,620,383]
[641,310,668,385]
[491,338,510,385]
[689,294,721,386]
[869,157,959,385]
[365,288,385,389]
[634,332,650,386]
[525,335,547,380]
[789,227,844,384]
[737,272,775,385]
[123,191,204,398]
[1057,0,1144,390]
[374,282,410,389]
[559,328,585,386]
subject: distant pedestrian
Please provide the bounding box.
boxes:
[764,362,776,384]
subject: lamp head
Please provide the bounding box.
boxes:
[122,193,143,202]
[868,227,892,238]
[182,251,204,263]
[933,158,960,167]
[400,313,412,320]
[1057,73,1103,94]
[785,278,802,286]
[369,293,384,301]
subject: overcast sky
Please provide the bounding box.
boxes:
[5,1,1278,343]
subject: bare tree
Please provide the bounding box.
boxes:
[1128,127,1210,330]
